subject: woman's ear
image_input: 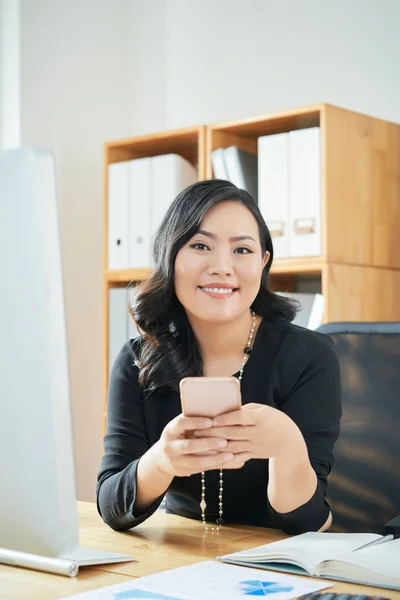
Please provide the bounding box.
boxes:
[263,251,270,268]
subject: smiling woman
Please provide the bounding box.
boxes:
[175,201,269,325]
[97,179,341,537]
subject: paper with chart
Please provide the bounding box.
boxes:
[61,560,331,599]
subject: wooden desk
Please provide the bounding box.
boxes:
[2,501,399,600]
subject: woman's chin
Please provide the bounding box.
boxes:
[190,306,243,324]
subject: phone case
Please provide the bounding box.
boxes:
[180,376,241,419]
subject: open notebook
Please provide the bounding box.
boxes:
[219,532,400,591]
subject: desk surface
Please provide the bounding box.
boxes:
[2,501,399,600]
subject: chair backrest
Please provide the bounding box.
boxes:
[316,322,400,534]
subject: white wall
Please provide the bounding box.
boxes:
[19,0,134,500]
[0,0,20,148]
[161,0,400,130]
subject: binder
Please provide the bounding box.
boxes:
[278,292,324,330]
[258,133,289,259]
[108,288,140,375]
[108,161,129,269]
[128,158,152,268]
[211,148,229,179]
[151,154,197,237]
[288,127,321,257]
[223,146,258,202]
[127,288,140,340]
[108,288,129,375]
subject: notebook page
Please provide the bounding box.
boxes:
[319,538,400,583]
[220,532,381,575]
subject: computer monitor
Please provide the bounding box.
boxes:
[0,148,133,576]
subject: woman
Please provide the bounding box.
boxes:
[97,179,341,534]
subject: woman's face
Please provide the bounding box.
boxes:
[174,200,269,323]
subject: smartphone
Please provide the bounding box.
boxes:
[180,376,241,419]
[180,377,241,455]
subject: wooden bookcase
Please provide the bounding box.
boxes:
[103,105,400,423]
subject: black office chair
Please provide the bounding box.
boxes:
[316,322,400,534]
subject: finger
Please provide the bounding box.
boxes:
[176,437,228,455]
[212,404,263,427]
[216,452,252,470]
[211,408,244,427]
[194,425,253,441]
[170,414,213,436]
[223,440,250,454]
[185,452,234,471]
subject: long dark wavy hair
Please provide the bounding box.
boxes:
[129,179,298,392]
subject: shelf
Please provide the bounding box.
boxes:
[105,125,206,173]
[209,104,322,139]
[270,257,324,276]
[105,268,152,284]
[105,258,324,286]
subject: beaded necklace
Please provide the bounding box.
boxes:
[200,310,256,531]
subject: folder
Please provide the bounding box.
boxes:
[108,288,129,375]
[211,148,229,179]
[128,158,152,268]
[151,154,197,238]
[109,288,141,374]
[288,127,321,258]
[277,292,324,330]
[223,146,258,202]
[258,133,289,259]
[127,288,140,340]
[108,161,129,270]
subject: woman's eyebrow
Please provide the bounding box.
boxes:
[197,229,256,243]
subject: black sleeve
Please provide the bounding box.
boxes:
[267,332,342,534]
[96,341,164,530]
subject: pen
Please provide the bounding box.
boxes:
[355,534,394,552]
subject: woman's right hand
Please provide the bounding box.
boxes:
[153,414,235,477]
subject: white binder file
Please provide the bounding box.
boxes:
[108,161,129,269]
[109,288,141,374]
[129,157,152,268]
[288,127,321,257]
[108,288,129,375]
[278,292,324,330]
[258,133,289,259]
[211,148,228,179]
[151,154,197,238]
[127,288,140,340]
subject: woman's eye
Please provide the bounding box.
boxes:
[190,242,209,251]
[234,247,253,254]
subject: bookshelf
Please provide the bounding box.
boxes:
[103,105,400,423]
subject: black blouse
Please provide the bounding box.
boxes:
[97,318,341,534]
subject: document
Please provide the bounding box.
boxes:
[60,560,331,599]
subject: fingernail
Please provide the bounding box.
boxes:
[217,439,227,447]
[204,419,212,427]
[223,453,233,461]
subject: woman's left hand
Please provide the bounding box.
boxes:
[193,403,301,463]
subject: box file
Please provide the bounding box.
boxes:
[108,288,140,375]
[129,158,152,268]
[258,133,289,259]
[151,154,197,238]
[288,127,321,257]
[108,162,129,269]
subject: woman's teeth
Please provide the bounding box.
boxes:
[201,287,235,294]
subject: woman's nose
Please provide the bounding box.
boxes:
[207,248,234,276]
